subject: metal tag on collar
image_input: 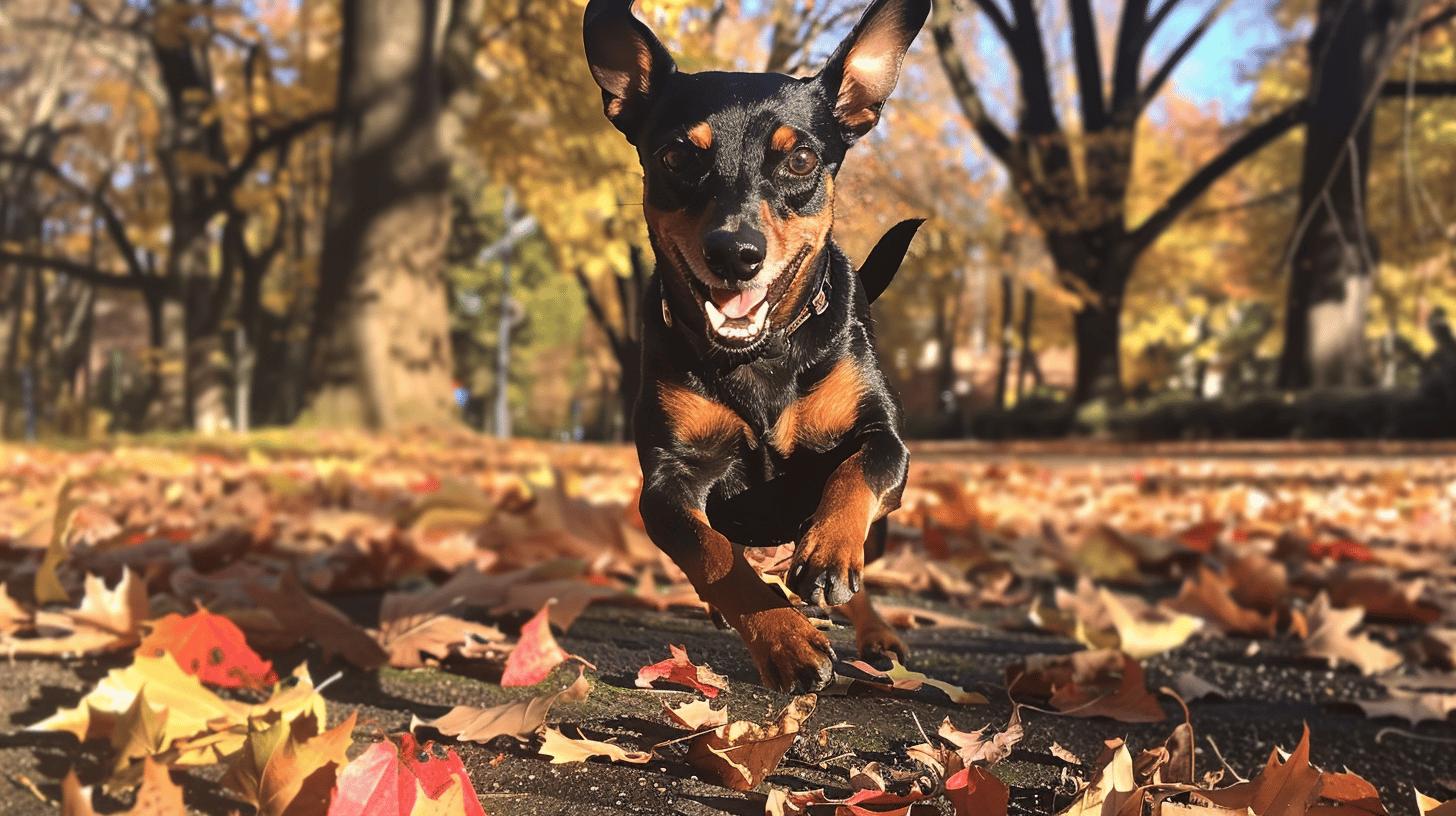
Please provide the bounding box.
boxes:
[660,298,673,327]
[811,286,828,316]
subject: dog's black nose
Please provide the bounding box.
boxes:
[703,228,766,282]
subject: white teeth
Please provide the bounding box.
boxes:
[704,296,772,342]
[705,300,726,331]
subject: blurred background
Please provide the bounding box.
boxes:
[1,0,1453,443]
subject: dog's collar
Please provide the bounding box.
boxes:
[659,259,830,336]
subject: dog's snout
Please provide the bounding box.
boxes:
[703,228,766,282]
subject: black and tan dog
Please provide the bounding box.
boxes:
[583,0,930,693]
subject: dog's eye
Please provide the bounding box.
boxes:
[784,146,818,177]
[660,145,694,175]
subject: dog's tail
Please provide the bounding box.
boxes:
[857,218,924,304]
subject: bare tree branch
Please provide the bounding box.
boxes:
[1110,0,1152,114]
[0,251,151,290]
[1380,79,1456,97]
[1131,100,1306,250]
[1140,0,1235,112]
[928,3,1014,165]
[0,151,151,281]
[1067,0,1108,130]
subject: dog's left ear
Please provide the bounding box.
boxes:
[817,0,931,144]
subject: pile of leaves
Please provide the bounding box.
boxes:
[1,433,1455,814]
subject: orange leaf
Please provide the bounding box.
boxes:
[139,608,276,689]
[635,644,729,697]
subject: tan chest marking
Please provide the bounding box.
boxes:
[659,382,755,448]
[769,357,866,456]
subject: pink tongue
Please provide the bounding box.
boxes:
[713,289,764,320]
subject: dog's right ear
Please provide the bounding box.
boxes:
[583,0,676,143]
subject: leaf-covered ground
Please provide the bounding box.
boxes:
[1,432,1454,815]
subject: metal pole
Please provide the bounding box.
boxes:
[493,190,516,438]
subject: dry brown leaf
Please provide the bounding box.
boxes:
[371,591,507,669]
[1099,587,1203,659]
[662,699,729,730]
[877,604,981,630]
[246,572,388,669]
[222,710,356,816]
[937,708,1022,767]
[1327,568,1441,625]
[1354,689,1456,725]
[845,659,988,705]
[1009,650,1165,723]
[1171,671,1229,703]
[3,569,148,656]
[1169,566,1277,638]
[1416,791,1456,816]
[684,694,815,791]
[1301,593,1401,676]
[1059,739,1139,816]
[539,727,652,765]
[1197,725,1323,815]
[413,668,589,744]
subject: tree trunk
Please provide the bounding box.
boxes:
[1072,293,1125,405]
[1277,0,1406,390]
[1016,286,1038,400]
[304,0,457,429]
[993,272,1014,409]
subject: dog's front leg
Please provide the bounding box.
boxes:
[639,484,837,692]
[788,425,908,607]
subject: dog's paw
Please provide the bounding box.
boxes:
[740,607,837,693]
[788,526,863,608]
[855,622,910,667]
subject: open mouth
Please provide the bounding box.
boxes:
[675,244,812,350]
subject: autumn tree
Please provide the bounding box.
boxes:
[303,0,460,429]
[929,0,1307,402]
[1276,0,1456,389]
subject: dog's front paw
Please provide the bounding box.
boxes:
[788,525,863,607]
[855,620,910,667]
[739,607,837,693]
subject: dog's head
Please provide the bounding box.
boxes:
[584,0,929,355]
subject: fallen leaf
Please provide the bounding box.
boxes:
[946,765,1010,816]
[877,604,980,630]
[1353,688,1456,725]
[3,569,149,656]
[662,699,729,730]
[414,668,589,744]
[222,711,356,816]
[127,757,187,815]
[1168,567,1276,638]
[247,572,388,669]
[937,708,1022,766]
[1171,671,1228,703]
[1059,739,1138,816]
[1009,650,1165,723]
[685,694,815,791]
[137,607,277,688]
[1416,791,1456,816]
[327,733,486,816]
[32,655,327,770]
[500,602,572,687]
[1099,587,1203,659]
[635,644,729,697]
[1301,593,1401,676]
[1198,725,1323,815]
[845,659,988,705]
[372,591,507,669]
[539,727,652,764]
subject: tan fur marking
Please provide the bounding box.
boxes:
[659,382,753,447]
[770,125,799,152]
[769,356,865,456]
[759,176,835,325]
[687,121,714,149]
[644,201,714,285]
[813,449,880,546]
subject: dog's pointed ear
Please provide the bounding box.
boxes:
[817,0,930,144]
[583,0,676,143]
